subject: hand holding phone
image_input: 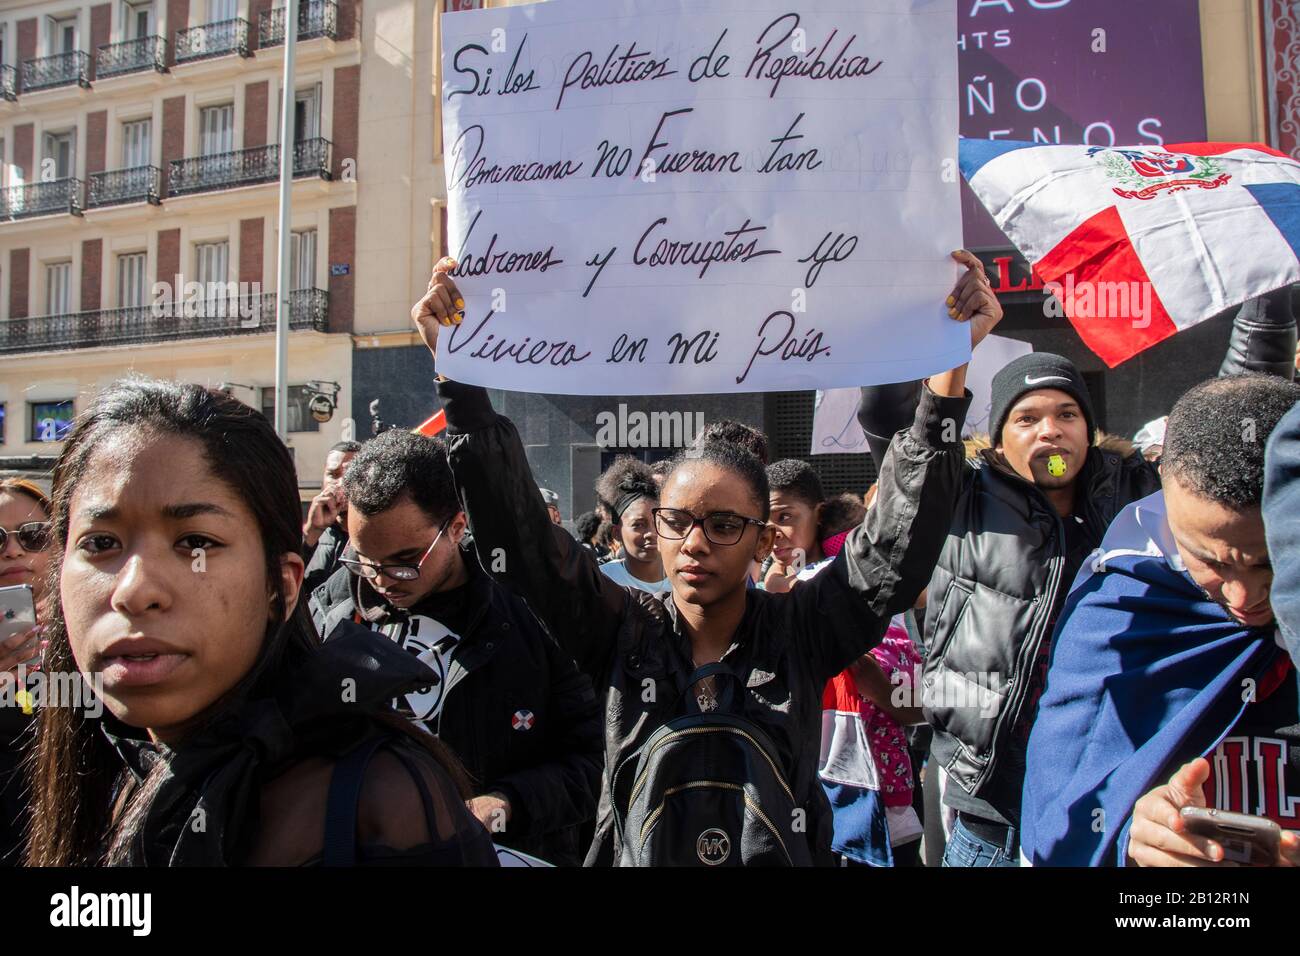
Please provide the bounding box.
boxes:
[1180,807,1283,866]
[0,584,40,673]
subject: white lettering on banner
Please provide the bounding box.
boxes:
[439,0,967,395]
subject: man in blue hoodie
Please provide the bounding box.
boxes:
[1023,373,1300,866]
[1264,402,1300,671]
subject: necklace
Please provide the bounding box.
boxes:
[692,657,720,712]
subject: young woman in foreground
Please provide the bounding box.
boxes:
[26,379,497,866]
[413,252,999,865]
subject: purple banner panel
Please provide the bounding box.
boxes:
[959,0,1208,247]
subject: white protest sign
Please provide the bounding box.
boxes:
[438,0,964,395]
[811,387,869,455]
[810,334,1034,454]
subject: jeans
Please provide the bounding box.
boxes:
[941,816,1021,868]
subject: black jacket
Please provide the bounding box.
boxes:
[918,447,1159,803]
[303,524,349,595]
[438,378,970,865]
[309,551,603,866]
[105,622,498,866]
[0,708,30,866]
[855,286,1297,813]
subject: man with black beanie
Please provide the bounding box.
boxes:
[857,285,1297,867]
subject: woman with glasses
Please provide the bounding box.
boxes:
[0,479,52,866]
[412,253,1000,865]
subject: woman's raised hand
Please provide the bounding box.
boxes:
[410,256,465,361]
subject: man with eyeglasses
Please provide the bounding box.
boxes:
[307,429,602,866]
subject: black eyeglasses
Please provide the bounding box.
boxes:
[652,508,766,546]
[0,522,51,553]
[339,517,452,582]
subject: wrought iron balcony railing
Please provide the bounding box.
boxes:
[96,35,167,79]
[87,165,162,208]
[0,289,330,355]
[168,138,332,195]
[1,64,16,101]
[21,50,92,92]
[174,18,250,63]
[259,0,339,46]
[0,179,83,221]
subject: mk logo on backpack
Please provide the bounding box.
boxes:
[610,663,812,867]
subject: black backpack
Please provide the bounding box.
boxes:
[611,663,813,867]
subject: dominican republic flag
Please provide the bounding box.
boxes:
[960,140,1300,367]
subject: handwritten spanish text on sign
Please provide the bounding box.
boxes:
[439,0,965,395]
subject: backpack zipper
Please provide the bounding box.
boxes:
[624,725,796,810]
[638,780,794,865]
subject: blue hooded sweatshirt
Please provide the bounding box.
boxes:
[1021,491,1283,866]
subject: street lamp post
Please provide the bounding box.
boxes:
[273,0,301,437]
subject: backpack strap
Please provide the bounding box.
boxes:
[321,734,389,867]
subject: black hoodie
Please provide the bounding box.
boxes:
[309,548,603,866]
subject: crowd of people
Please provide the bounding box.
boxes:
[0,250,1298,868]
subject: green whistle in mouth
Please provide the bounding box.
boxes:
[1047,454,1067,477]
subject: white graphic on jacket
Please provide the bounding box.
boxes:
[379,614,462,724]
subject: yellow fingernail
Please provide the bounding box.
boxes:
[946,296,955,306]
[948,308,958,317]
[454,312,463,325]
[455,298,465,309]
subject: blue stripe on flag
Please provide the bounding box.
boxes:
[1245,183,1300,260]
[958,139,1041,183]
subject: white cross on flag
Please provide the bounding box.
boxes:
[511,709,535,731]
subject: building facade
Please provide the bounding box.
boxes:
[0,0,363,497]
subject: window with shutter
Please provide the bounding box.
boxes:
[200,105,234,156]
[122,119,151,168]
[45,262,72,315]
[117,252,147,308]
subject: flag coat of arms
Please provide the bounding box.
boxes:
[960,140,1300,366]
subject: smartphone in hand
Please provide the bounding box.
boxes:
[0,584,40,669]
[1180,806,1283,865]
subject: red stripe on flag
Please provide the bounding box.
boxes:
[413,409,447,436]
[1165,141,1291,159]
[1035,206,1179,368]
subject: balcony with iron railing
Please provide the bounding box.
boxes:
[96,35,168,79]
[168,138,332,196]
[1,65,16,101]
[87,165,162,208]
[259,0,339,46]
[0,289,330,354]
[21,50,92,93]
[0,179,83,221]
[174,18,251,63]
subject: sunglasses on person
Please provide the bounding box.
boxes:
[652,508,766,546]
[339,516,453,582]
[0,522,52,553]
